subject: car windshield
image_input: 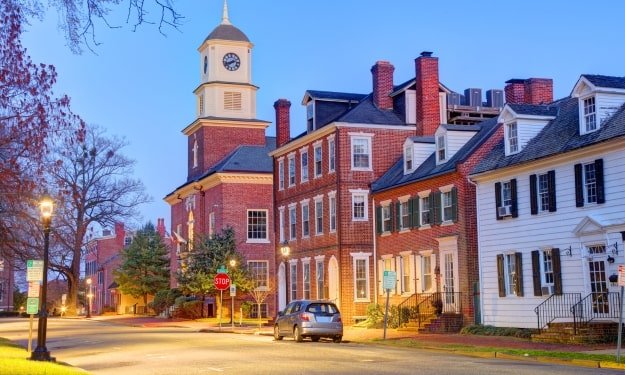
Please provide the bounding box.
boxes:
[306,303,338,314]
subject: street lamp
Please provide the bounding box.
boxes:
[31,195,53,361]
[86,278,92,318]
[229,259,236,326]
[280,241,290,304]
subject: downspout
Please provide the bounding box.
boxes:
[372,197,378,305]
[467,176,482,324]
[335,129,343,310]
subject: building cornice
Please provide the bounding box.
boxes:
[164,172,273,204]
[193,81,259,94]
[182,117,270,135]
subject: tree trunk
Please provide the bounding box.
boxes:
[144,294,148,315]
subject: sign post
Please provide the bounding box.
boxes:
[214,272,231,330]
[617,265,625,362]
[382,270,397,340]
[230,284,236,329]
[26,260,43,354]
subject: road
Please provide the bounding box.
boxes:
[0,318,622,375]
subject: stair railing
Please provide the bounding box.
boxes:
[397,292,462,328]
[571,292,621,334]
[534,293,581,332]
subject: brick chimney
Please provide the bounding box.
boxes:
[505,78,553,105]
[415,51,440,136]
[274,99,291,148]
[371,61,394,110]
[505,79,526,104]
[156,218,166,237]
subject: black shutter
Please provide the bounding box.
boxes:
[375,206,382,234]
[548,170,557,212]
[411,197,420,228]
[429,194,435,224]
[515,252,523,297]
[510,179,519,218]
[407,198,414,228]
[529,174,538,215]
[552,248,562,295]
[595,159,605,204]
[495,182,502,220]
[531,250,542,296]
[451,187,458,222]
[394,202,401,232]
[433,192,442,225]
[574,163,584,207]
[497,255,506,297]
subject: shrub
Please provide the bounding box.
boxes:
[174,300,203,319]
[152,289,183,316]
[240,301,253,318]
[0,311,19,318]
[460,324,534,339]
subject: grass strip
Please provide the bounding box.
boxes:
[0,338,88,375]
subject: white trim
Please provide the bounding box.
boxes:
[327,190,337,197]
[351,252,372,303]
[314,255,325,261]
[313,194,324,202]
[417,189,431,198]
[350,133,374,171]
[440,184,454,193]
[398,195,411,203]
[246,209,269,243]
[350,189,370,221]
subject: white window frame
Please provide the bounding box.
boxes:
[314,142,323,178]
[199,94,205,116]
[436,134,446,163]
[506,121,519,154]
[192,139,199,168]
[583,162,598,204]
[328,136,336,173]
[350,133,373,171]
[399,196,410,230]
[541,249,555,288]
[246,209,269,243]
[301,200,310,238]
[441,190,453,223]
[537,173,550,212]
[289,260,298,301]
[278,158,285,191]
[502,181,513,207]
[278,207,285,243]
[314,196,323,235]
[350,189,369,221]
[418,190,431,227]
[328,191,337,232]
[248,260,269,291]
[208,212,215,239]
[404,145,413,172]
[315,256,325,299]
[399,251,412,294]
[302,259,311,299]
[381,203,391,233]
[505,253,518,296]
[421,254,433,292]
[351,252,372,302]
[300,148,309,183]
[289,204,297,240]
[288,154,296,187]
[582,95,597,133]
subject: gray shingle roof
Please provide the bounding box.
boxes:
[472,95,625,175]
[336,95,405,125]
[409,136,435,143]
[583,74,625,90]
[305,90,367,102]
[372,117,500,192]
[441,124,482,132]
[205,24,250,42]
[508,104,559,117]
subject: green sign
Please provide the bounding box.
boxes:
[217,266,227,274]
[26,297,39,315]
[383,270,397,290]
[26,260,44,282]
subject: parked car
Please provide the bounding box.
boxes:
[274,300,343,343]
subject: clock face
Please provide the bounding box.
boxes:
[222,52,240,71]
[203,56,208,74]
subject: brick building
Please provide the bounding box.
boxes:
[0,256,14,311]
[164,4,276,318]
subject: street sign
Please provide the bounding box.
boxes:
[27,281,40,298]
[619,265,625,287]
[214,273,231,291]
[217,266,228,274]
[230,284,236,297]
[383,270,397,290]
[26,260,44,282]
[26,297,39,315]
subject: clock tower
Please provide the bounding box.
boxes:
[184,0,269,179]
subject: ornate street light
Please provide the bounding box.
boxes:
[228,259,236,326]
[280,241,290,304]
[31,195,53,361]
[86,278,92,318]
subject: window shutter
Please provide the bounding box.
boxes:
[497,254,506,297]
[548,170,557,212]
[394,202,401,232]
[510,179,519,218]
[378,260,384,296]
[574,163,584,207]
[495,182,502,220]
[595,159,605,204]
[375,206,382,234]
[529,174,538,215]
[394,257,400,295]
[552,248,562,295]
[531,250,542,296]
[433,192,442,225]
[451,187,458,222]
[409,254,416,294]
[407,198,414,228]
[412,197,420,228]
[415,254,422,293]
[514,252,523,297]
[428,194,435,224]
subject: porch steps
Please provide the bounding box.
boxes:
[398,313,463,334]
[531,322,621,344]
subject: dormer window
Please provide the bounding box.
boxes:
[404,145,413,172]
[506,122,519,154]
[436,135,446,162]
[307,102,314,132]
[583,96,597,132]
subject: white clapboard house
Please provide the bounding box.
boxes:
[470,74,625,337]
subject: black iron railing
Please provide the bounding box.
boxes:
[397,292,462,328]
[571,292,621,334]
[534,293,581,332]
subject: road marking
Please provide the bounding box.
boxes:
[206,367,224,372]
[145,353,168,359]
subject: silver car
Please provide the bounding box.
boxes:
[274,300,343,343]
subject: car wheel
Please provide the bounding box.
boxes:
[273,325,283,341]
[311,336,320,342]
[293,326,303,342]
[332,335,342,344]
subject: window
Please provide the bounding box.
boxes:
[502,182,512,207]
[583,96,597,132]
[584,163,597,203]
[301,202,310,237]
[405,145,413,171]
[314,145,322,177]
[531,172,557,214]
[208,212,215,238]
[575,160,604,207]
[542,251,554,286]
[538,174,549,211]
[290,263,297,301]
[400,254,411,294]
[588,244,606,254]
[199,94,204,116]
[316,260,324,299]
[328,137,336,173]
[224,91,242,111]
[315,199,323,235]
[382,205,391,233]
[442,191,453,222]
[352,254,370,301]
[176,224,182,254]
[352,191,368,221]
[420,196,431,226]
[422,255,432,292]
[507,122,518,154]
[278,159,284,190]
[307,102,314,131]
[437,134,446,162]
[250,304,268,319]
[289,206,296,240]
[329,194,337,232]
[278,208,284,243]
[351,136,372,170]
[497,253,523,297]
[124,236,132,247]
[303,262,311,299]
[288,155,295,187]
[247,210,268,241]
[187,211,194,251]
[192,139,199,168]
[400,201,410,230]
[248,261,268,290]
[506,254,518,296]
[496,179,518,219]
[301,149,309,182]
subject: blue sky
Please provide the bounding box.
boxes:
[21,0,625,230]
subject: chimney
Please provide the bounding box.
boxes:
[505,79,526,104]
[415,51,440,136]
[371,61,394,110]
[524,78,553,105]
[156,218,166,237]
[274,99,291,148]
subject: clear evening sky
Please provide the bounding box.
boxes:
[21,1,625,231]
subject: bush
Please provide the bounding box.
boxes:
[0,311,19,318]
[173,300,203,319]
[152,289,183,316]
[460,324,534,339]
[240,301,253,318]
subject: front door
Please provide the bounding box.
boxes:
[589,259,609,314]
[328,256,340,308]
[442,252,458,313]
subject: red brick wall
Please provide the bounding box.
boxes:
[371,61,394,110]
[505,79,526,104]
[524,78,553,105]
[274,99,291,148]
[415,53,440,137]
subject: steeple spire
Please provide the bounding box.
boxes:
[221,0,231,25]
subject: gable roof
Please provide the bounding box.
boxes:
[582,74,625,90]
[472,94,625,175]
[372,117,500,193]
[507,104,559,117]
[303,90,367,104]
[335,95,405,125]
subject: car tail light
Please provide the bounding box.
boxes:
[300,312,314,322]
[333,315,342,323]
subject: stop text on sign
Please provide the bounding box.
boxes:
[214,273,231,291]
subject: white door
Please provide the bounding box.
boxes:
[441,252,458,313]
[278,263,286,312]
[328,256,340,308]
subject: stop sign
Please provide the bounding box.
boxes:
[214,273,231,291]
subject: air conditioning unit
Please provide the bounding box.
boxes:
[541,285,556,295]
[498,205,512,217]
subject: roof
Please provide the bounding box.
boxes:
[372,117,500,192]
[304,90,367,103]
[582,74,625,90]
[205,24,249,42]
[472,95,625,175]
[335,95,405,125]
[441,124,482,132]
[507,103,559,117]
[408,136,435,143]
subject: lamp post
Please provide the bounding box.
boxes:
[86,278,92,318]
[229,259,236,326]
[31,195,53,361]
[280,241,290,305]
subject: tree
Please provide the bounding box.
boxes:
[249,280,274,328]
[47,125,150,315]
[114,222,170,311]
[13,286,27,311]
